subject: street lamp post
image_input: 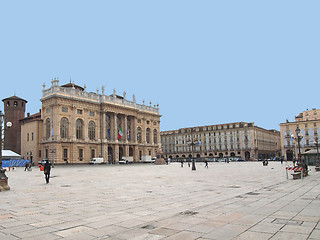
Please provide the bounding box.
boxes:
[295,127,303,164]
[187,135,198,171]
[314,137,319,165]
[0,110,10,191]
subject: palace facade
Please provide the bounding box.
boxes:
[161,122,280,161]
[20,79,161,164]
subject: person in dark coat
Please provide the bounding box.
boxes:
[44,160,51,184]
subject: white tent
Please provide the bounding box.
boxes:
[2,150,21,159]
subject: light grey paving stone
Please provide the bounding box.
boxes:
[55,226,94,237]
[150,227,179,237]
[11,226,57,239]
[163,230,203,240]
[233,230,273,240]
[280,221,317,234]
[87,225,128,238]
[111,228,150,239]
[204,223,248,240]
[248,223,284,234]
[309,229,320,239]
[0,232,20,240]
[2,163,320,239]
[22,233,62,240]
[270,231,309,240]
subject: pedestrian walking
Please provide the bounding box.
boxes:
[180,159,183,167]
[44,160,51,184]
[205,160,208,168]
[24,162,29,171]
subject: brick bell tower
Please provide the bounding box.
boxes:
[2,96,27,154]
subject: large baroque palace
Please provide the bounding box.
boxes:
[20,79,161,164]
[161,122,280,161]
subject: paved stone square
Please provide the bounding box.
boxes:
[0,161,319,239]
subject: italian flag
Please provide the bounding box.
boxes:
[118,126,123,139]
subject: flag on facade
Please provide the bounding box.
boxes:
[118,126,123,139]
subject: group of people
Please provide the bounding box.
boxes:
[179,159,209,168]
[24,160,52,184]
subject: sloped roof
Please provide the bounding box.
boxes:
[2,96,28,103]
[20,112,42,123]
[2,150,21,157]
[61,83,85,91]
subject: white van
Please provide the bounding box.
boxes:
[119,156,134,164]
[89,158,105,165]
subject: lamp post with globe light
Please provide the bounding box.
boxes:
[295,127,303,164]
[314,137,319,165]
[187,133,198,171]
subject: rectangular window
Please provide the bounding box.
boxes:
[91,149,95,159]
[27,133,29,141]
[63,149,68,161]
[46,108,50,113]
[39,150,41,158]
[90,111,95,116]
[62,107,68,112]
[45,149,48,159]
[79,149,83,161]
[32,132,34,141]
[14,101,18,106]
[314,123,317,127]
[305,124,308,128]
[77,109,83,114]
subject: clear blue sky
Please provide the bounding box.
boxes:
[1,1,319,131]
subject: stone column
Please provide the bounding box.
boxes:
[71,106,76,141]
[124,115,128,143]
[84,108,89,141]
[133,117,137,144]
[114,144,119,163]
[113,113,117,142]
[125,145,129,158]
[142,118,146,144]
[134,146,139,162]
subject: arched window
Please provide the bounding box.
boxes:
[46,118,51,139]
[127,117,131,141]
[60,117,69,139]
[153,129,158,144]
[137,127,142,143]
[88,121,96,140]
[146,128,150,143]
[76,119,84,139]
[106,113,111,140]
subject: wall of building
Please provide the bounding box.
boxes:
[161,122,280,161]
[280,115,320,161]
[39,80,161,164]
[21,119,41,164]
[2,96,27,154]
